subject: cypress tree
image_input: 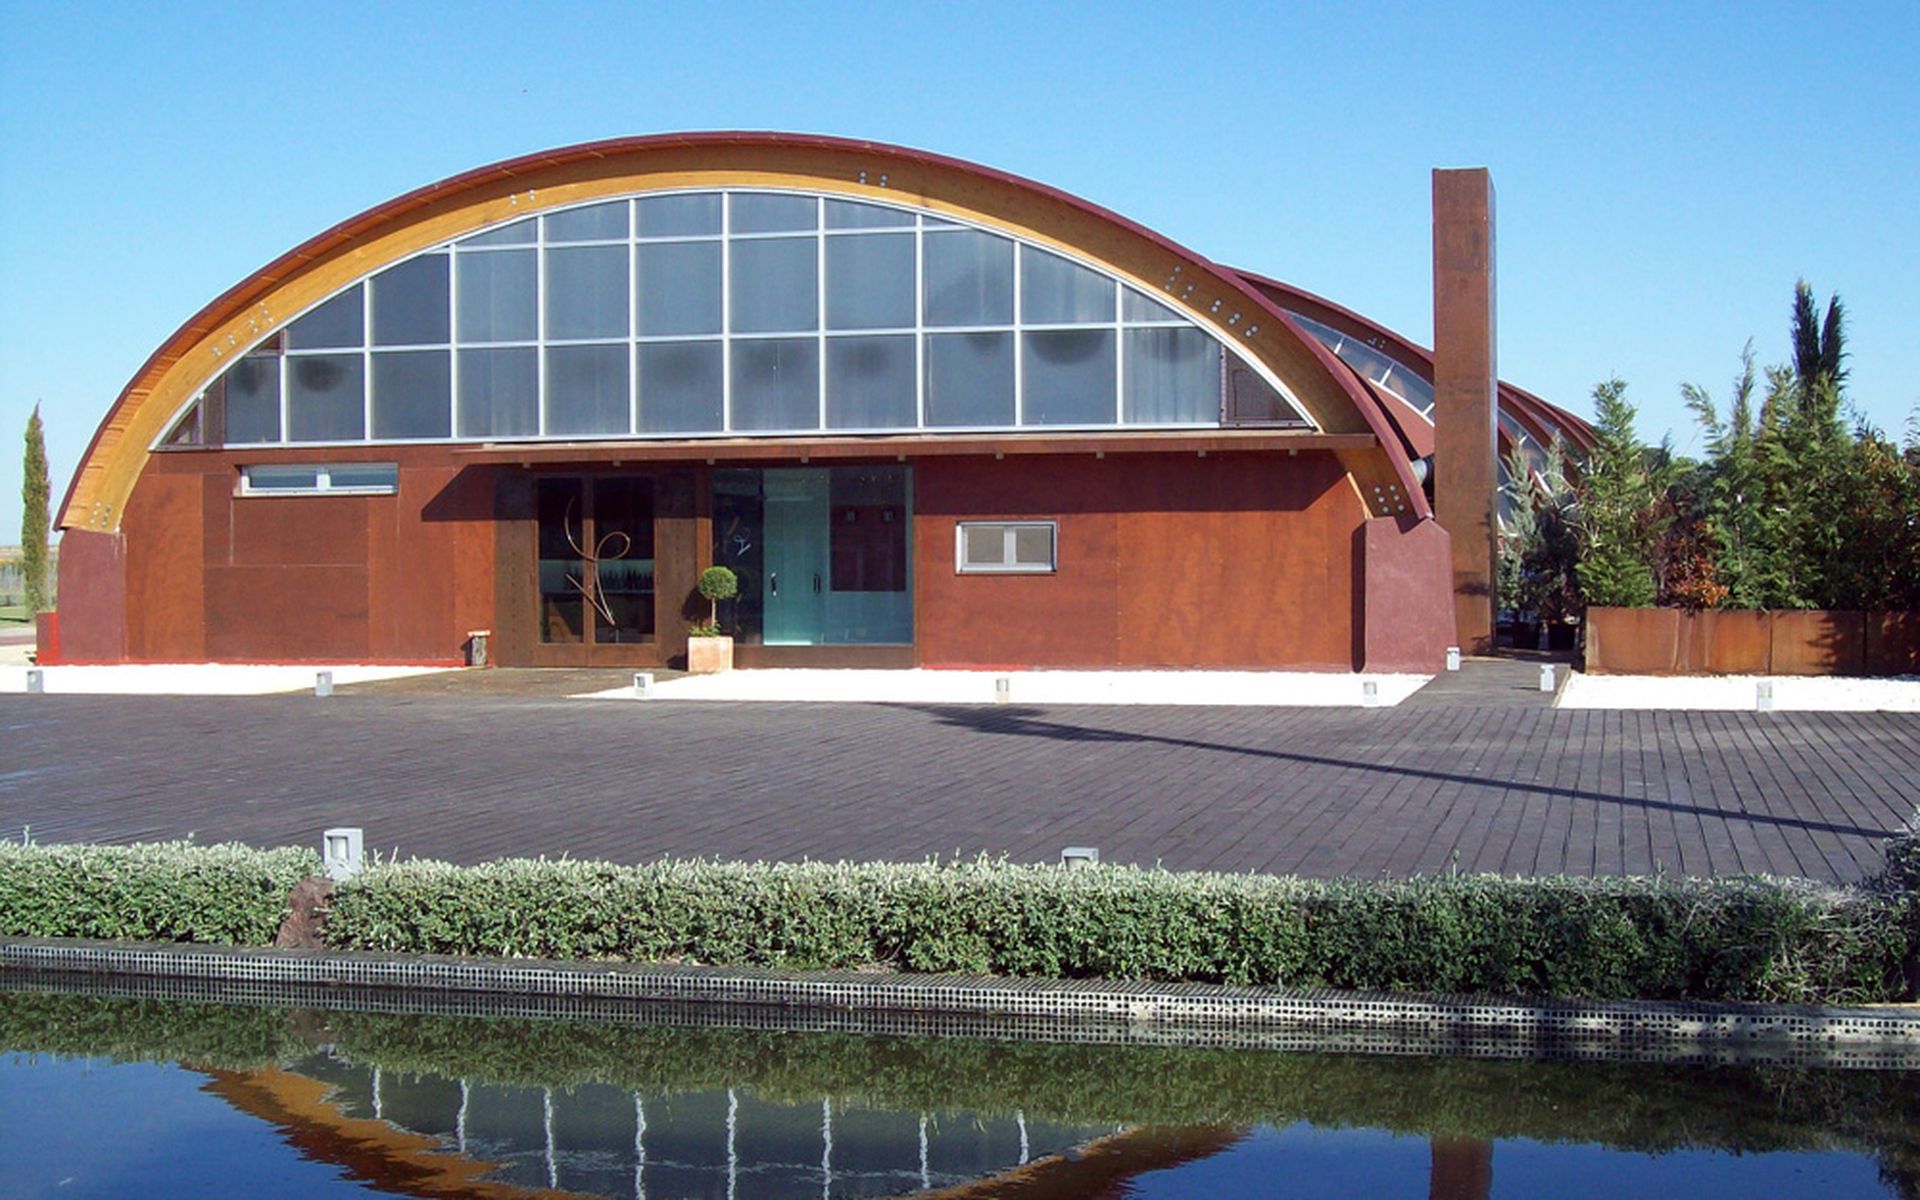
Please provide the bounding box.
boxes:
[21,404,50,613]
[1574,379,1658,609]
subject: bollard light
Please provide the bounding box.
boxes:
[994,677,1011,704]
[26,668,44,694]
[1060,846,1100,870]
[1445,647,1461,672]
[323,827,365,881]
[315,670,334,698]
[1756,681,1774,712]
[1539,664,1555,692]
[1362,679,1380,707]
[633,672,653,699]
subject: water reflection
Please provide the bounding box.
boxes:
[1,983,1915,1199]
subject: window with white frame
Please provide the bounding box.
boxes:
[956,521,1056,573]
[160,189,1315,450]
[239,463,398,495]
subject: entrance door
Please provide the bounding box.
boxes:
[762,468,828,644]
[534,475,656,664]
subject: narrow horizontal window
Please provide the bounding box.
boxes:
[956,521,1056,574]
[239,463,398,496]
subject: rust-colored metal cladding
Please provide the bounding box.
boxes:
[50,132,1541,671]
[1432,168,1499,654]
[60,132,1413,537]
[915,452,1365,670]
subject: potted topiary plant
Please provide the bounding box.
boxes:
[687,565,738,673]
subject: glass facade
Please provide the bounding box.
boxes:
[167,190,1311,448]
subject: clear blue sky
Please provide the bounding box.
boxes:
[4,1,1916,539]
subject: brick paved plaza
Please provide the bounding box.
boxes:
[3,673,1915,884]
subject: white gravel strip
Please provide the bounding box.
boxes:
[0,663,457,696]
[1559,673,1920,712]
[580,668,1433,707]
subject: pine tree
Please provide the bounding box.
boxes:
[21,404,51,613]
[1574,379,1658,608]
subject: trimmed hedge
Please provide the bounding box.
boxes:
[0,841,319,945]
[325,856,1918,1004]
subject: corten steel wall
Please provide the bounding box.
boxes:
[913,451,1368,670]
[77,446,496,665]
[1585,607,1920,676]
[1431,169,1498,655]
[1359,515,1454,673]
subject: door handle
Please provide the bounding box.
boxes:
[813,572,821,594]
[770,572,778,596]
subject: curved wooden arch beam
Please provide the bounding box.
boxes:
[61,133,1420,532]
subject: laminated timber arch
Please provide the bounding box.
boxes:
[61,132,1424,534]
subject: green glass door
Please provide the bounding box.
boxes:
[762,468,828,644]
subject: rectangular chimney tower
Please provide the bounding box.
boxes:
[1432,168,1498,655]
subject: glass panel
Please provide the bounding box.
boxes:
[826,335,915,429]
[537,478,585,644]
[371,349,451,439]
[825,199,912,229]
[1022,329,1114,425]
[925,332,1014,427]
[1226,364,1306,425]
[328,463,397,491]
[964,524,1004,565]
[730,192,817,234]
[162,400,202,447]
[1021,246,1114,324]
[591,478,655,644]
[1013,524,1054,566]
[731,338,818,431]
[371,255,449,346]
[545,245,629,340]
[637,341,723,433]
[825,233,913,330]
[459,218,535,247]
[544,200,628,242]
[636,241,721,335]
[246,465,320,492]
[923,230,1013,327]
[636,193,721,237]
[457,347,538,437]
[545,344,629,435]
[455,249,536,343]
[223,355,281,443]
[287,353,365,441]
[286,285,363,350]
[711,469,764,642]
[1122,288,1183,323]
[1123,328,1221,424]
[826,465,912,645]
[729,238,817,333]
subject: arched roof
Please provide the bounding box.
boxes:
[63,134,1436,531]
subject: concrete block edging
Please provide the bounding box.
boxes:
[3,936,1917,1068]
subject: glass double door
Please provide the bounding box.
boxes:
[714,466,912,646]
[536,476,656,662]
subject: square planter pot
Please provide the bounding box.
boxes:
[687,635,733,674]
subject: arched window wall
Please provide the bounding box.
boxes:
[161,190,1313,449]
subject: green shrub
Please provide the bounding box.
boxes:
[324,857,1915,1004]
[0,841,319,944]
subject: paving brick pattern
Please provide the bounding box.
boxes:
[2,693,1915,883]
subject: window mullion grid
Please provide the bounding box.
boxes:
[448,251,461,438]
[277,341,290,445]
[362,277,374,441]
[914,217,926,429]
[1111,281,1124,426]
[720,192,733,433]
[536,215,549,437]
[1011,244,1024,426]
[815,196,827,431]
[628,203,639,436]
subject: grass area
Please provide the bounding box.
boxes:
[0,605,31,624]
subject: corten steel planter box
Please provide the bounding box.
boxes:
[686,635,733,674]
[1587,607,1916,676]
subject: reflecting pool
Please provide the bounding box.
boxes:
[1,981,1915,1199]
